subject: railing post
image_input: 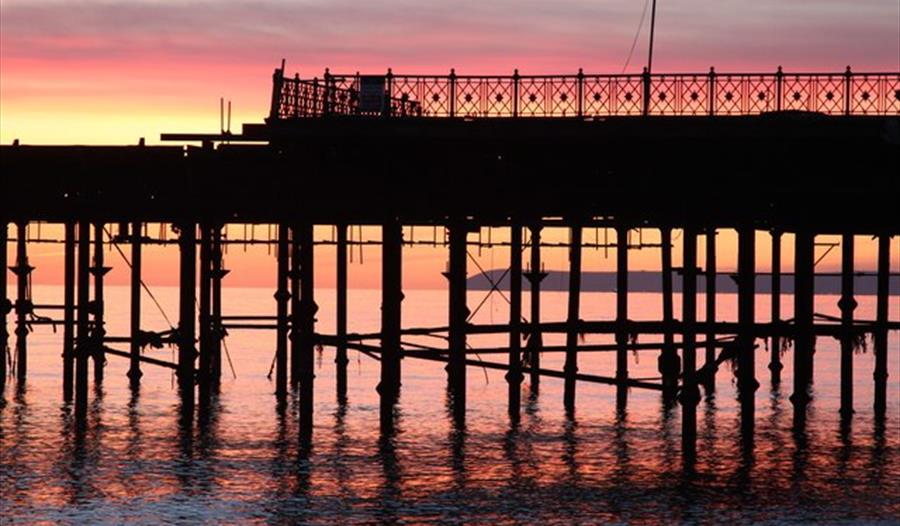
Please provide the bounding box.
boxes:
[512,69,520,118]
[708,67,716,116]
[577,68,585,117]
[323,68,332,116]
[642,66,651,116]
[844,66,852,116]
[293,73,300,117]
[775,66,784,112]
[386,68,394,117]
[449,68,457,118]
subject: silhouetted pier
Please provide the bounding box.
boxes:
[1,64,898,462]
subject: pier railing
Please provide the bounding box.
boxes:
[270,66,900,119]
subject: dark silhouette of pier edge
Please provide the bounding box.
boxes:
[1,63,898,466]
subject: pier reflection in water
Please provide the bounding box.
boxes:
[1,286,897,524]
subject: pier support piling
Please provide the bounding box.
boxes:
[704,228,717,392]
[295,223,316,434]
[791,230,815,417]
[873,234,889,417]
[659,227,680,398]
[525,225,545,391]
[13,222,31,384]
[839,233,855,416]
[379,220,403,426]
[177,223,196,411]
[447,222,468,422]
[506,224,523,419]
[91,223,109,384]
[128,222,142,387]
[75,221,91,421]
[737,226,757,434]
[63,223,76,399]
[198,225,213,407]
[563,222,582,412]
[275,224,290,399]
[770,230,783,383]
[335,224,348,400]
[616,225,629,406]
[681,227,699,461]
[211,227,225,388]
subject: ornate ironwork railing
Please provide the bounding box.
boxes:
[269,66,900,120]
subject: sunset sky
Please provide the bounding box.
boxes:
[2,1,898,288]
[2,0,898,144]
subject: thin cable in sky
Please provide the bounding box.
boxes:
[621,0,652,73]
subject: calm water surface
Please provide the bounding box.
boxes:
[2,286,898,524]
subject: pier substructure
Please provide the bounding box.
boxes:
[63,223,76,399]
[659,227,680,398]
[75,221,91,421]
[839,234,856,416]
[703,228,717,392]
[681,227,700,461]
[447,223,468,421]
[563,222,583,412]
[791,230,815,419]
[506,224,524,419]
[128,222,143,387]
[177,223,197,410]
[524,225,545,391]
[91,223,109,384]
[335,224,349,399]
[770,230,783,383]
[13,222,31,384]
[0,222,7,394]
[275,224,290,399]
[616,225,629,407]
[737,226,757,435]
[379,220,403,426]
[290,230,301,387]
[873,234,889,417]
[295,223,316,433]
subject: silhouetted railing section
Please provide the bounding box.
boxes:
[270,66,900,119]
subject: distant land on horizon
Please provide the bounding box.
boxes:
[468,270,900,295]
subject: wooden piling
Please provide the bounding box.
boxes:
[275,224,290,398]
[290,229,301,387]
[525,224,544,390]
[211,226,225,387]
[737,226,757,431]
[839,233,855,416]
[177,223,196,409]
[704,228,717,392]
[379,220,403,425]
[198,225,213,406]
[447,222,468,418]
[616,225,629,405]
[335,224,349,399]
[296,223,316,433]
[791,230,814,413]
[563,223,582,411]
[681,227,699,461]
[75,221,91,421]
[91,223,107,384]
[770,230,783,383]
[873,234,889,417]
[14,222,30,384]
[128,222,142,387]
[659,226,679,396]
[507,224,523,419]
[63,222,76,399]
